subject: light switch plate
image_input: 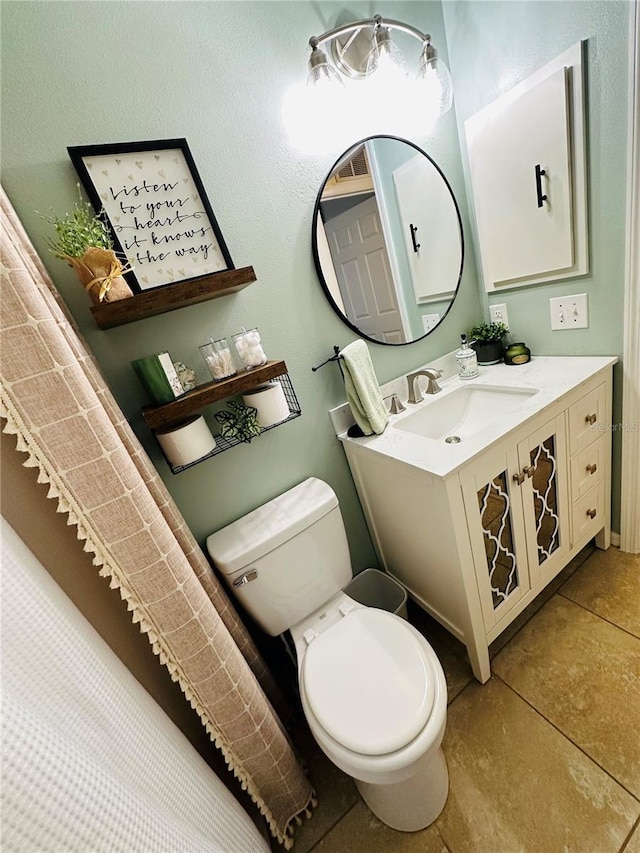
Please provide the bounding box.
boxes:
[549,293,589,330]
[489,303,510,328]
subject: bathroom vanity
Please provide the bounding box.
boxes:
[333,356,616,682]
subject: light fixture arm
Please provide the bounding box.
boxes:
[309,15,432,53]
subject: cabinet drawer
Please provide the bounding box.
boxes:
[572,483,604,543]
[568,383,606,455]
[570,436,605,500]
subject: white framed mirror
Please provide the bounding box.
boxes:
[312,135,464,345]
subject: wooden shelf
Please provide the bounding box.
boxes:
[142,360,289,430]
[90,266,256,329]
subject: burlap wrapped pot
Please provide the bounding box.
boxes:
[67,247,133,305]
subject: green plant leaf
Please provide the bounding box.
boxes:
[40,184,113,260]
[467,321,509,342]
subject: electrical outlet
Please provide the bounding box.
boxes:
[489,303,509,328]
[549,293,589,330]
[422,313,440,334]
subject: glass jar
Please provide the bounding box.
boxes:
[199,338,236,381]
[504,342,531,365]
[232,328,267,370]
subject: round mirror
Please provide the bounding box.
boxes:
[312,135,464,345]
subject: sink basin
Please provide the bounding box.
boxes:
[393,384,539,442]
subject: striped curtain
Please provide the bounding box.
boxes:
[0,187,314,848]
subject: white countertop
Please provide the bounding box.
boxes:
[333,356,617,478]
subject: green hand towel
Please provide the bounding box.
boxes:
[340,340,389,436]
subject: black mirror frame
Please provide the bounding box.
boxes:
[312,135,465,346]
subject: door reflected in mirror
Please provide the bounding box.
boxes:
[313,136,464,345]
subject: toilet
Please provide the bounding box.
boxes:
[206,477,449,831]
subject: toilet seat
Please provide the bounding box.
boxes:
[300,608,435,756]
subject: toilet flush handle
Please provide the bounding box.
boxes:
[233,569,258,588]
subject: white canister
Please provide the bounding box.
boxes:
[242,382,290,428]
[156,415,217,467]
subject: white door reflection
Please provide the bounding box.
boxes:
[314,136,463,345]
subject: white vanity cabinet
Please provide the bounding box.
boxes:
[341,362,614,684]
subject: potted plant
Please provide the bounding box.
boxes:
[467,321,509,365]
[41,186,133,305]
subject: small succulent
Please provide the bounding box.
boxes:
[39,184,113,260]
[214,401,261,443]
[467,321,509,343]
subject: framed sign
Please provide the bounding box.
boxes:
[68,138,234,292]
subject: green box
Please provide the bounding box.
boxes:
[131,352,184,405]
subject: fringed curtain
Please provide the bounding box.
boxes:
[0,187,315,848]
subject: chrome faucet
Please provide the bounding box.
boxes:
[406,368,443,404]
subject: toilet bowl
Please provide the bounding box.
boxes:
[206,477,449,831]
[294,594,449,830]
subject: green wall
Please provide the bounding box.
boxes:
[0,0,480,569]
[442,0,631,529]
[1,0,630,565]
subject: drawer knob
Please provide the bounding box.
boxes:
[585,413,597,425]
[586,507,597,519]
[586,463,598,475]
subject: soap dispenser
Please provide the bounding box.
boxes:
[456,334,479,380]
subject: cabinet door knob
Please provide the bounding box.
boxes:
[585,413,597,425]
[586,508,597,519]
[513,471,525,485]
[523,465,535,479]
[586,463,598,474]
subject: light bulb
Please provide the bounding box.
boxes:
[307,46,344,90]
[366,28,408,81]
[419,42,453,116]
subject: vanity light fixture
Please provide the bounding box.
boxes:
[306,14,453,116]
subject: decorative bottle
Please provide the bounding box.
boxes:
[456,334,479,380]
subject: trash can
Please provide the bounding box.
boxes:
[345,568,408,620]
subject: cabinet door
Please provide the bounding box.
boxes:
[464,43,587,292]
[461,443,530,632]
[517,415,571,587]
[466,67,572,288]
[393,154,461,302]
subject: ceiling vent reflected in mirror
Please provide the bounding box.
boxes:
[323,147,373,198]
[338,147,369,179]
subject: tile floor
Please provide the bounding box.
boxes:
[291,544,640,853]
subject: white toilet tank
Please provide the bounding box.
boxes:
[206,478,352,636]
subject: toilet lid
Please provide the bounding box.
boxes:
[301,609,435,755]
